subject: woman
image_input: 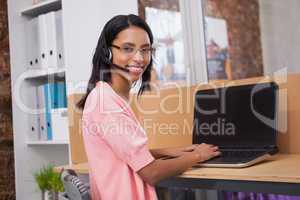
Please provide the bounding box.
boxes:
[77,14,220,200]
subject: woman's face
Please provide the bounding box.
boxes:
[111,26,152,82]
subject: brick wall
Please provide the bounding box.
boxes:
[204,0,264,79]
[0,0,15,199]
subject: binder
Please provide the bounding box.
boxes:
[44,83,56,140]
[45,11,57,68]
[27,86,40,140]
[55,81,67,108]
[55,10,65,68]
[25,17,39,69]
[36,82,68,141]
[44,10,64,69]
[37,14,49,69]
[50,108,69,141]
[45,11,62,69]
[37,85,48,141]
[26,10,64,70]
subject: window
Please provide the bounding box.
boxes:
[139,0,267,86]
[202,0,264,81]
[138,0,186,86]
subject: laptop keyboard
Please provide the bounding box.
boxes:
[201,149,269,164]
[220,150,267,158]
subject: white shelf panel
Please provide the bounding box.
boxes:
[26,140,69,146]
[24,68,65,80]
[21,0,61,17]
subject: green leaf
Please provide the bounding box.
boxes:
[33,164,64,192]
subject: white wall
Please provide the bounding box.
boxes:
[259,0,300,75]
[62,0,138,95]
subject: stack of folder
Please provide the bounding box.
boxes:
[25,9,68,142]
[26,10,64,69]
[28,81,69,141]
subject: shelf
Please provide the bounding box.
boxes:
[26,140,69,146]
[23,68,65,80]
[21,0,61,17]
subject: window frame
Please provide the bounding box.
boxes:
[138,0,209,86]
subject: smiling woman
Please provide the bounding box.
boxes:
[77,14,220,200]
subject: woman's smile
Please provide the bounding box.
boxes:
[127,65,145,76]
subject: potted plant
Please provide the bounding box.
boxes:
[48,169,64,200]
[34,164,64,200]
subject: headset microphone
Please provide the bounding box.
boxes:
[108,48,130,73]
[111,63,130,73]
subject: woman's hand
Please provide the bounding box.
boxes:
[182,144,199,152]
[140,143,221,185]
[170,144,199,157]
[150,144,220,160]
[192,143,221,162]
[156,145,199,158]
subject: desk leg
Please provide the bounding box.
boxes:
[156,187,196,200]
[155,187,220,200]
[155,187,170,200]
[195,189,218,200]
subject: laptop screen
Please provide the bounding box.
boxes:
[192,82,278,147]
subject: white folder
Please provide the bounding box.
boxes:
[45,11,59,68]
[37,14,49,69]
[27,86,40,140]
[55,10,65,68]
[37,85,48,140]
[25,18,39,69]
[50,108,69,141]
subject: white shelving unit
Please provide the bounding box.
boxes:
[26,140,69,145]
[20,0,61,17]
[23,68,65,79]
[8,0,138,199]
[8,0,69,199]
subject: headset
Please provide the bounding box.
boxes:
[106,48,144,88]
[108,48,112,61]
[107,48,130,73]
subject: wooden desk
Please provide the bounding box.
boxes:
[56,154,300,195]
[182,154,300,183]
[159,154,300,196]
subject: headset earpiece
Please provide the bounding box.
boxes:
[108,49,112,61]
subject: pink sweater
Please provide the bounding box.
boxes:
[82,81,157,200]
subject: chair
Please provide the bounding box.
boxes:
[60,169,91,200]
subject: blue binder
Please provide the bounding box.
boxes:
[44,82,67,140]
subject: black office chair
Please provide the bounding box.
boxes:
[60,169,91,200]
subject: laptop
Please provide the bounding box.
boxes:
[192,82,279,168]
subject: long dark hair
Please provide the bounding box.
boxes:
[77,14,154,109]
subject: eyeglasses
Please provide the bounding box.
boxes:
[111,44,155,58]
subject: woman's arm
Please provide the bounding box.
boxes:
[138,143,220,186]
[150,145,198,159]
